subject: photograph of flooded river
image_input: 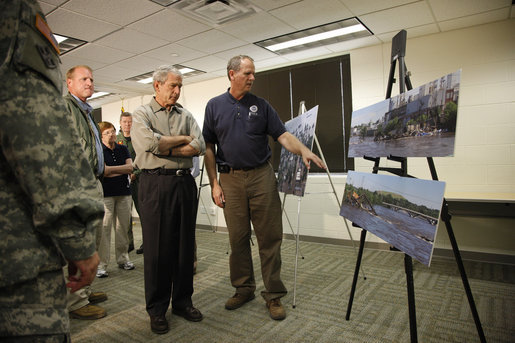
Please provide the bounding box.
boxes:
[340,171,446,266]
[348,132,455,157]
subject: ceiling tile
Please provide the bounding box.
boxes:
[183,73,224,84]
[247,0,299,11]
[270,0,354,30]
[214,44,278,63]
[59,55,107,77]
[281,46,334,62]
[128,8,211,43]
[218,11,296,43]
[95,28,169,54]
[360,2,434,34]
[94,64,139,82]
[64,43,134,65]
[114,55,173,75]
[46,8,120,42]
[143,43,206,65]
[428,0,511,21]
[38,0,67,6]
[175,30,247,54]
[341,0,415,16]
[37,1,57,15]
[374,23,440,43]
[184,55,228,72]
[62,0,163,26]
[325,35,382,53]
[254,56,291,70]
[109,81,153,94]
[438,8,511,32]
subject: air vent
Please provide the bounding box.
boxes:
[170,0,257,25]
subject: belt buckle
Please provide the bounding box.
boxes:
[176,169,185,176]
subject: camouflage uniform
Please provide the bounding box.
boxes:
[0,0,104,340]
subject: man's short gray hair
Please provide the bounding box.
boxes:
[226,55,254,80]
[152,65,183,88]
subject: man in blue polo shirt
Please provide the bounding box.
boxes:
[203,55,325,320]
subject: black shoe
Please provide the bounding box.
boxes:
[128,243,134,253]
[150,315,168,334]
[172,306,203,322]
[136,246,144,254]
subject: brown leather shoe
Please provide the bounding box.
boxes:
[225,293,255,310]
[88,291,108,304]
[69,304,106,320]
[150,315,169,334]
[266,298,286,320]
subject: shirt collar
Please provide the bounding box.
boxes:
[226,88,250,104]
[150,97,182,114]
[71,93,93,114]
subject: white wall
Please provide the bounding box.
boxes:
[102,19,515,256]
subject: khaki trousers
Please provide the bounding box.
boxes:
[220,162,287,301]
[98,195,132,269]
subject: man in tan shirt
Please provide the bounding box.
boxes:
[131,65,205,334]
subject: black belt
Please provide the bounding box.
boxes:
[143,168,191,176]
[218,162,267,173]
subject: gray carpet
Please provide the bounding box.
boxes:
[70,226,515,343]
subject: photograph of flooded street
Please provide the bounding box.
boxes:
[340,171,446,266]
[348,70,460,158]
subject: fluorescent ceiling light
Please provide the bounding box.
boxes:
[54,34,67,44]
[89,92,109,99]
[137,77,153,84]
[265,24,366,52]
[52,33,87,55]
[254,18,372,55]
[131,65,204,84]
[178,67,194,74]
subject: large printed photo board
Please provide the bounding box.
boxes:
[349,69,461,157]
[277,106,318,197]
[340,171,446,266]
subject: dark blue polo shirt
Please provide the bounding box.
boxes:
[203,90,286,169]
[101,143,131,197]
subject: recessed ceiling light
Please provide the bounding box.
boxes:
[90,91,110,99]
[128,65,205,84]
[53,33,87,55]
[255,18,372,55]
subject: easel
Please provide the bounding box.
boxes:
[345,30,486,343]
[196,157,215,232]
[281,101,365,308]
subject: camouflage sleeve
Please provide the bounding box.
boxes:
[0,70,104,264]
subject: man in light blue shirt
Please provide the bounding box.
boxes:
[63,65,107,320]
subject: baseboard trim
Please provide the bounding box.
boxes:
[196,224,515,265]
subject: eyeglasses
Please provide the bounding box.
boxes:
[102,130,116,136]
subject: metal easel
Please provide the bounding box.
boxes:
[282,101,366,308]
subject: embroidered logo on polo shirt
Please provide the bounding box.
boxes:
[249,105,258,117]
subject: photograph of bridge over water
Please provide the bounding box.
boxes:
[277,106,318,197]
[340,171,446,266]
[348,69,461,158]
